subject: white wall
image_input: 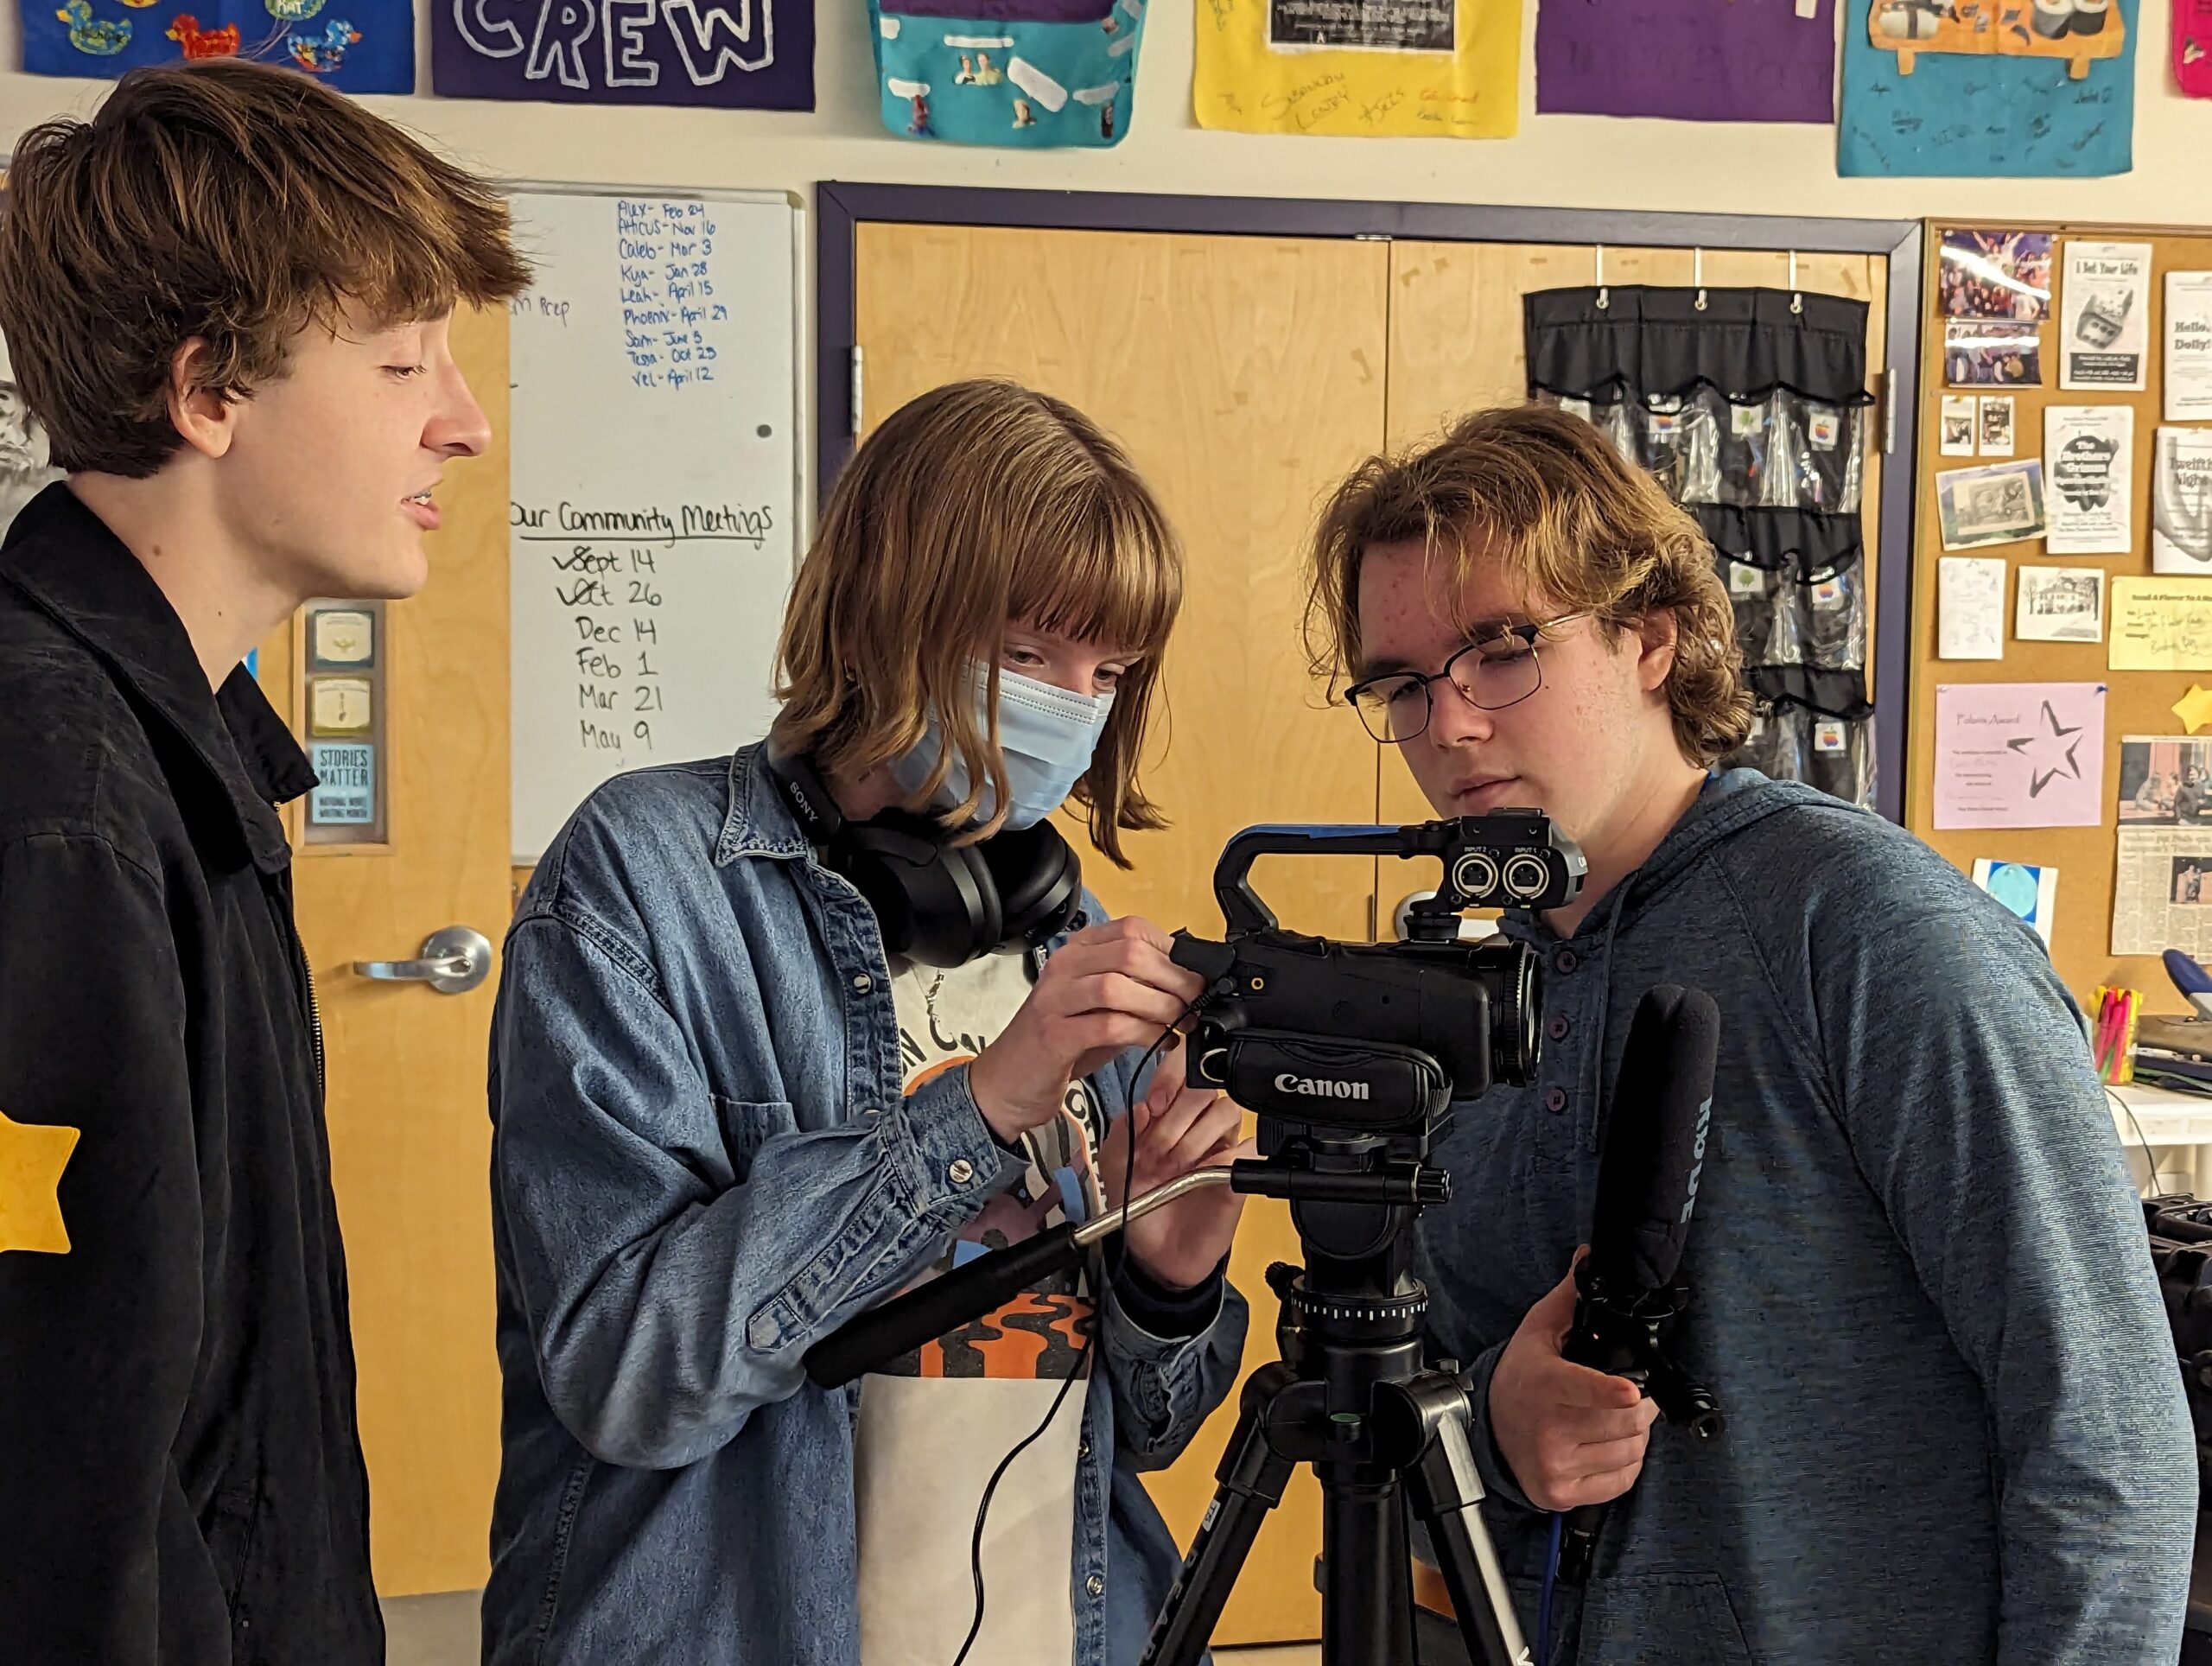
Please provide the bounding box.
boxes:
[3,0,2207,474]
[3,2,2208,222]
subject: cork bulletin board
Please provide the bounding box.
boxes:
[1909,220,2212,1014]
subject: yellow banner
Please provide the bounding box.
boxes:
[1194,0,1521,139]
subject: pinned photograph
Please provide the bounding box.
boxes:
[1937,460,2048,550]
[1940,230,2055,322]
[2173,856,2212,905]
[1941,395,1979,456]
[2061,242,2152,391]
[2016,566,2106,643]
[1945,320,2043,387]
[1979,395,2017,456]
[2119,737,2212,823]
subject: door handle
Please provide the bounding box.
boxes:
[353,925,494,995]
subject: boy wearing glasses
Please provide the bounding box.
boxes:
[1306,405,2190,1663]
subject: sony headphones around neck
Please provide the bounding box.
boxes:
[764,739,1084,970]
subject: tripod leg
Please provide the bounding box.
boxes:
[1404,1389,1534,1666]
[1141,1364,1300,1666]
[1319,1477,1415,1666]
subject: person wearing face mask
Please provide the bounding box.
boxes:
[481,378,1249,1666]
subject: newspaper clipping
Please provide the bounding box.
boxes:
[2113,737,2212,955]
[2061,241,2152,391]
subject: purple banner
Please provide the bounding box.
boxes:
[1535,0,1836,122]
[431,0,811,106]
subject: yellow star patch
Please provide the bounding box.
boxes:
[2177,685,2212,737]
[0,1106,79,1256]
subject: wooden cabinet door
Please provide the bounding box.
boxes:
[1378,240,1890,836]
[855,220,1395,1643]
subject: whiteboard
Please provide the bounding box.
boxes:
[505,185,801,864]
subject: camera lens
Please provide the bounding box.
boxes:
[1451,851,1501,903]
[1503,854,1551,901]
[1473,940,1539,1086]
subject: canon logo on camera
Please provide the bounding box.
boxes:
[1274,1071,1371,1102]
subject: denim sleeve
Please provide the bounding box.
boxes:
[1098,1262,1249,1471]
[492,912,1023,1471]
[1823,906,2195,1660]
[1089,1037,1249,1470]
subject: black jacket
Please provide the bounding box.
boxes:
[0,486,381,1663]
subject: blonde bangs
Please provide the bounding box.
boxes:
[1009,485,1182,660]
[773,378,1186,865]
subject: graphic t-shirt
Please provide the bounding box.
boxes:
[855,948,1105,1666]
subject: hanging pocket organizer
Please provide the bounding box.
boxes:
[870,0,1147,148]
[1527,283,1878,808]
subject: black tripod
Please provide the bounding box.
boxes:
[796,1097,1539,1666]
[1139,1158,1532,1666]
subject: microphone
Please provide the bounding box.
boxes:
[801,1166,1243,1389]
[1554,983,1724,1587]
[1582,984,1720,1297]
[803,1224,1084,1389]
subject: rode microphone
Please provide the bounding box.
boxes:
[1555,983,1725,1588]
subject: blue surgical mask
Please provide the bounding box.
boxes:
[890,662,1116,830]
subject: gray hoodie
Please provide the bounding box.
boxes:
[1426,768,2193,1663]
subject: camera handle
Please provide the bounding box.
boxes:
[1205,823,1490,937]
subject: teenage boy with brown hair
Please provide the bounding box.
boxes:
[0,60,528,1663]
[1305,404,2192,1664]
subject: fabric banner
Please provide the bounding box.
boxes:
[2178,0,2211,93]
[430,0,812,107]
[868,0,1147,147]
[1838,0,2136,175]
[1193,0,1520,139]
[23,0,411,92]
[1535,0,1837,123]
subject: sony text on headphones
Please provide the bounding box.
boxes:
[764,739,1084,970]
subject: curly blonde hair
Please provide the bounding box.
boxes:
[1304,404,1752,766]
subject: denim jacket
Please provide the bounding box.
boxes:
[481,744,1248,1666]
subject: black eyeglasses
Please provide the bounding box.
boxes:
[1343,613,1586,744]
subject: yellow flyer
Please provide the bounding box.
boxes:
[1194,0,1521,138]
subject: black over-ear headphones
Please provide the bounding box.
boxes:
[764,739,1084,970]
